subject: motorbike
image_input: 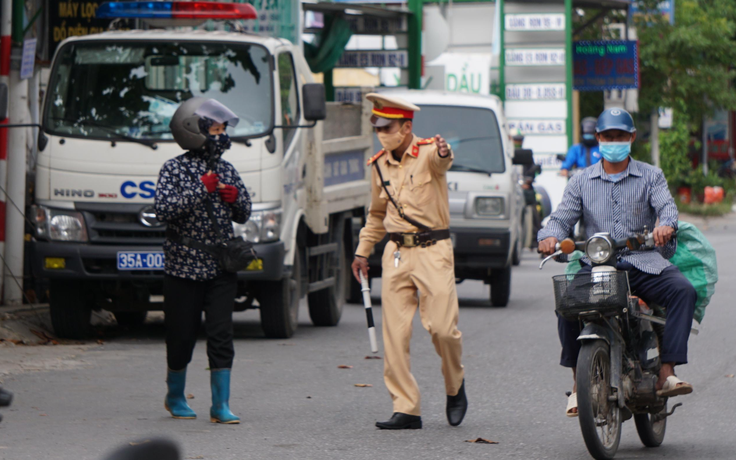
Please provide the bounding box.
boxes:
[0,386,12,423]
[540,229,694,460]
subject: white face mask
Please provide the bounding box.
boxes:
[377,130,405,152]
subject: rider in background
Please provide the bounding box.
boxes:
[560,117,601,177]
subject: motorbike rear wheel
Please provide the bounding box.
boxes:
[634,402,667,447]
[577,340,621,460]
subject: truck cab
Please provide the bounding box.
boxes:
[32,24,373,339]
[355,90,532,306]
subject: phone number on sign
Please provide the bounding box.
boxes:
[117,252,165,270]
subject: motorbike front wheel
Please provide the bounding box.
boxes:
[577,340,621,460]
[634,402,667,447]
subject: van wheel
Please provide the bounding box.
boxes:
[308,226,345,326]
[114,311,148,328]
[490,266,511,307]
[258,246,302,338]
[49,280,92,340]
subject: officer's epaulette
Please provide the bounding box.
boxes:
[417,137,436,146]
[367,150,386,165]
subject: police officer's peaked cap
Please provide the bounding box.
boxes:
[366,93,420,128]
[596,108,636,133]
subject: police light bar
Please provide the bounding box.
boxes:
[96,1,258,20]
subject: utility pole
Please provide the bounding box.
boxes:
[0,0,12,300]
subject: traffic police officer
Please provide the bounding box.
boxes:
[351,93,468,430]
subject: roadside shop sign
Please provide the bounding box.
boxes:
[630,1,675,25]
[336,50,409,68]
[573,41,639,91]
[335,87,369,104]
[504,14,565,32]
[508,119,566,136]
[505,83,565,100]
[20,39,37,79]
[344,15,407,35]
[505,48,565,66]
[48,1,109,59]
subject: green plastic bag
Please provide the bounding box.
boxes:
[669,221,718,323]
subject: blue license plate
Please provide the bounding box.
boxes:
[117,251,165,271]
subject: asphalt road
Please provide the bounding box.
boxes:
[0,223,734,460]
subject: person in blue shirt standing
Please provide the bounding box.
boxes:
[560,117,601,177]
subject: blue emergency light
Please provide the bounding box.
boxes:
[96,1,258,20]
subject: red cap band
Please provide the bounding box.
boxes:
[372,106,415,120]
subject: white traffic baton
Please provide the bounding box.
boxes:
[359,272,379,353]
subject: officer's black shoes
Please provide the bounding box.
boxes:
[446,380,468,427]
[376,412,423,430]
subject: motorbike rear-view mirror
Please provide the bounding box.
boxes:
[512,149,534,166]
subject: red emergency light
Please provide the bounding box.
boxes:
[96,2,258,20]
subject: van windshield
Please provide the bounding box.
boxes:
[44,41,273,141]
[373,104,505,174]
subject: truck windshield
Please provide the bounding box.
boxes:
[44,41,273,141]
[373,105,505,174]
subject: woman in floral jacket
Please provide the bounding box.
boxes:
[154,99,251,424]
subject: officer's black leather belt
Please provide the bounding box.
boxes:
[388,229,451,248]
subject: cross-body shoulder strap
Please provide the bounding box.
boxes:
[372,161,431,233]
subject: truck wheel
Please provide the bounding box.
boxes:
[512,237,522,266]
[114,311,148,328]
[258,246,302,338]
[49,280,92,340]
[308,238,346,326]
[490,266,511,307]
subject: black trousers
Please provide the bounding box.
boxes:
[164,273,237,371]
[558,262,696,368]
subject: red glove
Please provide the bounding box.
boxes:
[218,184,239,203]
[201,173,219,193]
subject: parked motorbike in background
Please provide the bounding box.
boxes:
[0,386,12,423]
[540,229,694,460]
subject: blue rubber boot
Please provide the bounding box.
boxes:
[210,369,240,424]
[165,368,197,419]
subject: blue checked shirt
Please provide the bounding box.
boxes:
[538,159,678,275]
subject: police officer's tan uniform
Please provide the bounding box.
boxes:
[355,94,464,419]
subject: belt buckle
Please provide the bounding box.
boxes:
[403,233,416,248]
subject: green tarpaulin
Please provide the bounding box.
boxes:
[304,16,353,74]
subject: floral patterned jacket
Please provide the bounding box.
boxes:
[154,151,251,281]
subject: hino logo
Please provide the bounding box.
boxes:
[139,205,163,228]
[54,189,94,198]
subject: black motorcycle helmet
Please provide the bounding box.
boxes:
[581,117,598,146]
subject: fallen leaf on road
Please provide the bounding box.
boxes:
[39,414,47,417]
[337,365,353,369]
[129,440,152,446]
[465,438,499,444]
[726,374,734,378]
[354,384,372,387]
[97,340,105,345]
[365,356,382,360]
[187,394,195,399]
[186,456,204,459]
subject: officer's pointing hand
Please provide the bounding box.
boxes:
[435,134,449,157]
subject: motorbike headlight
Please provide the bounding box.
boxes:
[475,197,504,216]
[586,236,613,264]
[32,206,88,242]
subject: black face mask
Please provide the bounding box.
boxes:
[197,117,232,167]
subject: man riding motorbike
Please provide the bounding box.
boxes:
[560,117,602,177]
[538,108,696,417]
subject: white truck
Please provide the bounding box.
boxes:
[30,22,374,339]
[353,90,535,307]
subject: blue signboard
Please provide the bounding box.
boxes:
[324,150,365,187]
[573,41,639,92]
[630,0,675,25]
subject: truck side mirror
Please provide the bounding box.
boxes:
[302,83,327,122]
[0,83,8,120]
[512,149,535,166]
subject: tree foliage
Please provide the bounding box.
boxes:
[636,0,736,124]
